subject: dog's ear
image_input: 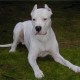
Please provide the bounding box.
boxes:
[33,4,37,10]
[44,4,52,15]
[31,4,37,16]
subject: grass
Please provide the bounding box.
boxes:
[0,1,80,80]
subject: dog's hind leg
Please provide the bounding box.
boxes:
[9,22,23,53]
[9,34,19,53]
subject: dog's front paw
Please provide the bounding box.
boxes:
[71,66,80,73]
[34,70,44,79]
[76,66,80,72]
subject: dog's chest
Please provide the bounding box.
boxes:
[36,35,49,42]
[38,39,53,57]
[39,38,51,51]
[35,32,52,52]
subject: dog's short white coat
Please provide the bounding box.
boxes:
[0,4,80,79]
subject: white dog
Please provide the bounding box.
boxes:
[0,4,80,79]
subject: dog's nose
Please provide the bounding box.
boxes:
[35,26,41,32]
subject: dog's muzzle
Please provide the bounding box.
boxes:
[35,26,47,35]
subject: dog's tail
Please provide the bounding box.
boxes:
[0,43,12,47]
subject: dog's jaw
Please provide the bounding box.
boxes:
[35,32,47,35]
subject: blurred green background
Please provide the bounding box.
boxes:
[0,1,80,80]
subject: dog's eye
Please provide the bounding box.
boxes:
[33,19,36,21]
[43,18,47,21]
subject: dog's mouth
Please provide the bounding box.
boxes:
[35,32,47,35]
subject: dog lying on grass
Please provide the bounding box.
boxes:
[0,4,80,78]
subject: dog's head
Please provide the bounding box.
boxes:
[31,4,52,35]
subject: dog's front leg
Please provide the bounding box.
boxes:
[50,42,80,73]
[28,49,44,78]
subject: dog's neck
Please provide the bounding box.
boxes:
[34,27,52,42]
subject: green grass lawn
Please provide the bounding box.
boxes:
[0,1,80,80]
